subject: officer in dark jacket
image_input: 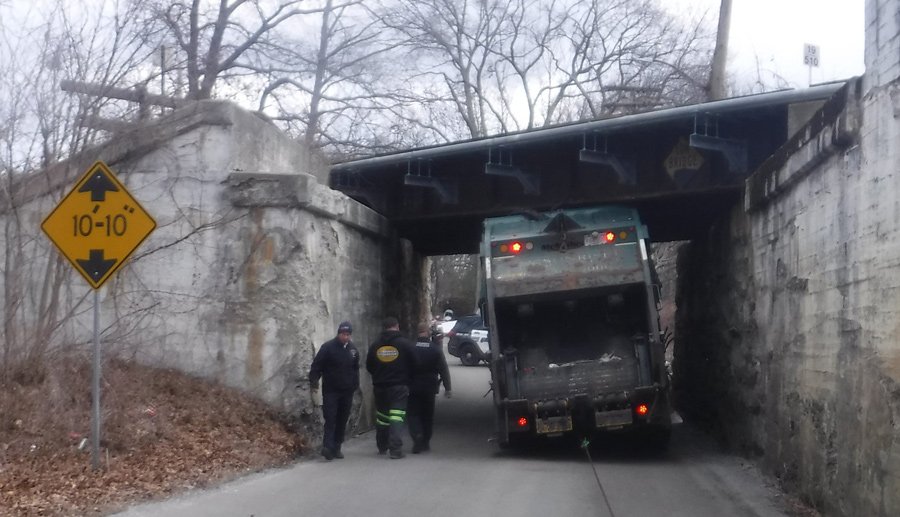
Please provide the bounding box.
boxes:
[408,322,451,453]
[366,316,417,459]
[309,321,360,460]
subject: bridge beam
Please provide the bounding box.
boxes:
[579,149,637,185]
[689,133,748,174]
[404,173,459,204]
[484,163,541,195]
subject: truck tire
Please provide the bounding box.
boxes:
[459,343,480,366]
[502,432,531,450]
[646,427,671,453]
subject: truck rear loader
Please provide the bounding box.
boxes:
[481,206,672,448]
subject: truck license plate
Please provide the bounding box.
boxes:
[536,415,573,434]
[595,409,633,428]
[584,234,603,246]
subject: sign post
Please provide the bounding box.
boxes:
[803,43,820,86]
[41,161,156,469]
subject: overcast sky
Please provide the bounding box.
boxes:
[674,0,866,88]
[1,0,869,90]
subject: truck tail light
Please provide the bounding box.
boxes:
[605,231,616,243]
[498,241,533,254]
[517,417,528,427]
[635,403,649,416]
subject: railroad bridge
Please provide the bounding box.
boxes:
[324,73,900,517]
[329,82,847,253]
[1,2,899,516]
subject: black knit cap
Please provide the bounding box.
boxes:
[337,321,353,334]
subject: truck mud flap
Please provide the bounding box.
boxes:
[594,409,633,429]
[535,415,573,434]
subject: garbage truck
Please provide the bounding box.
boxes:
[481,206,672,448]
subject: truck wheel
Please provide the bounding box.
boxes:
[499,431,532,450]
[460,343,479,366]
[646,427,671,453]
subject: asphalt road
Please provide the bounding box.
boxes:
[114,361,792,517]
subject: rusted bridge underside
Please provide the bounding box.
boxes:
[329,82,847,255]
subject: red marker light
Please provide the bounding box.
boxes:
[510,242,523,253]
[517,417,528,427]
[636,404,649,415]
[604,232,616,243]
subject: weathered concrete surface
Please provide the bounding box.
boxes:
[676,27,900,517]
[0,101,423,438]
[864,0,900,94]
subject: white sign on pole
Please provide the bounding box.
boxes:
[803,43,820,67]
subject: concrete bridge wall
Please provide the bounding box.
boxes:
[675,2,900,514]
[1,101,424,434]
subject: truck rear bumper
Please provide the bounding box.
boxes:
[501,384,670,436]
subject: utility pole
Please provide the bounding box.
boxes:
[708,0,732,101]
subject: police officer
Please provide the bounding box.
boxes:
[366,316,417,459]
[408,322,452,453]
[309,321,359,460]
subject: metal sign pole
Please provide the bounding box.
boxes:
[39,160,156,471]
[91,289,101,470]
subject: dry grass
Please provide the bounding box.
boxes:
[0,357,308,516]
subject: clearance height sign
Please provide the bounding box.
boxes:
[41,161,156,289]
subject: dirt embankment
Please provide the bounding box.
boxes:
[0,358,308,516]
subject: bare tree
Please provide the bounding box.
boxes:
[374,0,714,141]
[0,0,156,379]
[728,54,792,96]
[587,2,713,115]
[134,0,328,101]
[69,1,714,155]
[376,0,513,139]
[255,0,399,156]
[430,254,479,316]
[127,1,403,158]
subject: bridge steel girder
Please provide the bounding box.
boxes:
[329,83,847,255]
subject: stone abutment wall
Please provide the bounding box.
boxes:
[676,33,900,515]
[0,101,424,438]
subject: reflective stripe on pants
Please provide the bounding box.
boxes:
[374,384,409,454]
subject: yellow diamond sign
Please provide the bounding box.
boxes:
[41,161,156,289]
